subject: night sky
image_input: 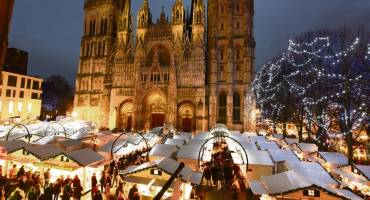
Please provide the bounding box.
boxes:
[9,0,370,85]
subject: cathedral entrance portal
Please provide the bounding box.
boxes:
[118,100,134,131]
[177,101,195,133]
[143,88,167,130]
[151,113,165,129]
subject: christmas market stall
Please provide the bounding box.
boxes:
[121,158,202,200]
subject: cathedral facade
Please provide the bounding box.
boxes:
[73,0,255,132]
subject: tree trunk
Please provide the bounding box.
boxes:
[282,122,287,138]
[297,123,303,142]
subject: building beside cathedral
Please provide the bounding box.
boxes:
[73,0,255,132]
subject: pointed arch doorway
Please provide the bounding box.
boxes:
[177,101,195,133]
[118,100,134,131]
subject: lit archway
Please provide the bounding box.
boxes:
[143,88,167,130]
[118,100,134,131]
[177,100,195,132]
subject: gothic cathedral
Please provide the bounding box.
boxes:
[74,0,255,132]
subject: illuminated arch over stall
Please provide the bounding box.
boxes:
[197,124,249,172]
[46,121,67,138]
[6,123,32,143]
[110,131,150,161]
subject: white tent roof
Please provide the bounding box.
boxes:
[260,170,311,194]
[176,143,211,161]
[297,143,318,154]
[98,139,127,153]
[234,149,273,166]
[256,141,280,150]
[268,149,300,164]
[149,144,178,158]
[284,138,298,145]
[318,152,348,166]
[253,170,362,200]
[249,180,267,195]
[124,158,203,185]
[288,162,338,188]
[355,165,370,180]
[192,132,208,140]
[248,135,267,142]
[26,144,63,160]
[65,148,105,166]
[165,139,186,146]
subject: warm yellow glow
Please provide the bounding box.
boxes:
[72,111,78,118]
[17,102,22,112]
[27,103,32,113]
[9,102,14,113]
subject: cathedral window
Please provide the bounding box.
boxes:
[104,19,108,34]
[236,21,240,29]
[218,92,227,123]
[98,42,101,56]
[197,11,201,22]
[233,92,241,122]
[220,23,224,30]
[220,50,224,61]
[102,41,105,56]
[100,19,104,34]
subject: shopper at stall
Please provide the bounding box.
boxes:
[93,190,103,200]
[128,184,140,200]
[53,179,62,200]
[99,172,106,193]
[16,165,25,178]
[8,164,17,180]
[44,183,53,200]
[116,182,124,200]
[44,169,51,188]
[62,181,72,200]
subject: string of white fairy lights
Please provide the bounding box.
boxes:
[254,35,368,141]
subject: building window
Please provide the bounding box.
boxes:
[31,93,39,99]
[12,90,16,97]
[304,189,320,197]
[18,102,22,112]
[221,23,224,30]
[28,103,32,113]
[6,89,11,97]
[21,78,25,88]
[236,21,240,29]
[27,79,31,89]
[218,92,227,123]
[19,91,24,98]
[7,75,17,87]
[32,80,40,90]
[233,92,241,122]
[9,102,14,113]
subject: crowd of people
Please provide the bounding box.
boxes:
[90,147,151,200]
[201,140,243,199]
[0,165,83,200]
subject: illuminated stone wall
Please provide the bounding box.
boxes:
[74,0,255,132]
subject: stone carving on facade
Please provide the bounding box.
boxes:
[74,0,255,132]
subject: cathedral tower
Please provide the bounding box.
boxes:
[136,0,151,43]
[191,0,205,43]
[207,0,255,131]
[117,0,132,47]
[172,0,185,41]
[74,0,118,127]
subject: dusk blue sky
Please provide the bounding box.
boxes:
[9,0,370,84]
